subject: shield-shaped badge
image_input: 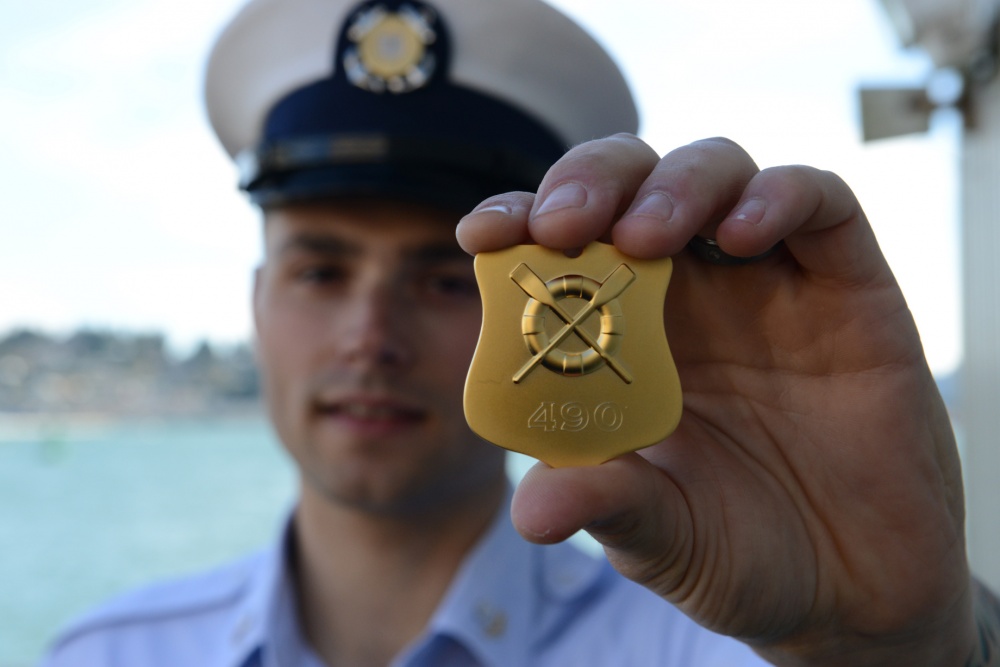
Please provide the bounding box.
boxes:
[464,242,682,467]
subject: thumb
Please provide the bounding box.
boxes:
[511,453,692,594]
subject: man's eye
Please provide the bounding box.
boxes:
[424,274,479,298]
[297,265,345,284]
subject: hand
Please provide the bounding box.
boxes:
[457,135,976,666]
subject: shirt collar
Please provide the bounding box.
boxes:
[401,486,607,667]
[226,488,608,667]
[224,512,318,667]
[413,497,535,667]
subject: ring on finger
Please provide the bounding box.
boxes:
[686,236,783,266]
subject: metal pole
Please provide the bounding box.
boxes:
[961,73,1000,590]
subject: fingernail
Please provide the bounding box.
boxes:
[535,182,587,216]
[732,198,766,225]
[473,204,512,215]
[631,192,674,219]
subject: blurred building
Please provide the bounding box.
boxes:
[0,328,259,417]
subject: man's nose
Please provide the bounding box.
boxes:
[338,285,413,369]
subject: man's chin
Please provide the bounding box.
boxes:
[305,460,447,516]
[306,459,502,522]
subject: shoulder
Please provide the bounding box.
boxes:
[65,551,265,630]
[42,550,268,667]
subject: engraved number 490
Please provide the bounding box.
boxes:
[528,402,624,433]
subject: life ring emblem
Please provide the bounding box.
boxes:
[520,273,627,378]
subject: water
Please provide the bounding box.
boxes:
[0,415,296,666]
[0,415,579,666]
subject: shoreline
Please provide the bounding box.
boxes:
[0,409,267,444]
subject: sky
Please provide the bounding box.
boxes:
[0,0,963,374]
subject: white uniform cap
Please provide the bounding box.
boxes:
[204,0,639,210]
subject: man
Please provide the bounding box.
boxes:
[44,0,1000,665]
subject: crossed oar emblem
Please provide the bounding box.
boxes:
[510,262,636,384]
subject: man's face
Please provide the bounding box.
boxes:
[254,199,505,517]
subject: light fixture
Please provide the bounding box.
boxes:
[861,1,998,141]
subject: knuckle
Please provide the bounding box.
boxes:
[758,164,837,199]
[696,136,743,151]
[570,131,644,150]
[558,133,657,170]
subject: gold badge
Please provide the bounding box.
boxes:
[464,243,682,467]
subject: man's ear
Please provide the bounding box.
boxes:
[250,265,264,363]
[251,265,263,327]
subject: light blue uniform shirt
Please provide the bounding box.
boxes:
[43,500,767,666]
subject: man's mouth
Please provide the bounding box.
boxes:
[314,398,426,426]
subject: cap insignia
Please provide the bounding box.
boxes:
[343,3,439,94]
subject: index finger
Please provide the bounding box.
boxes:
[456,134,660,255]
